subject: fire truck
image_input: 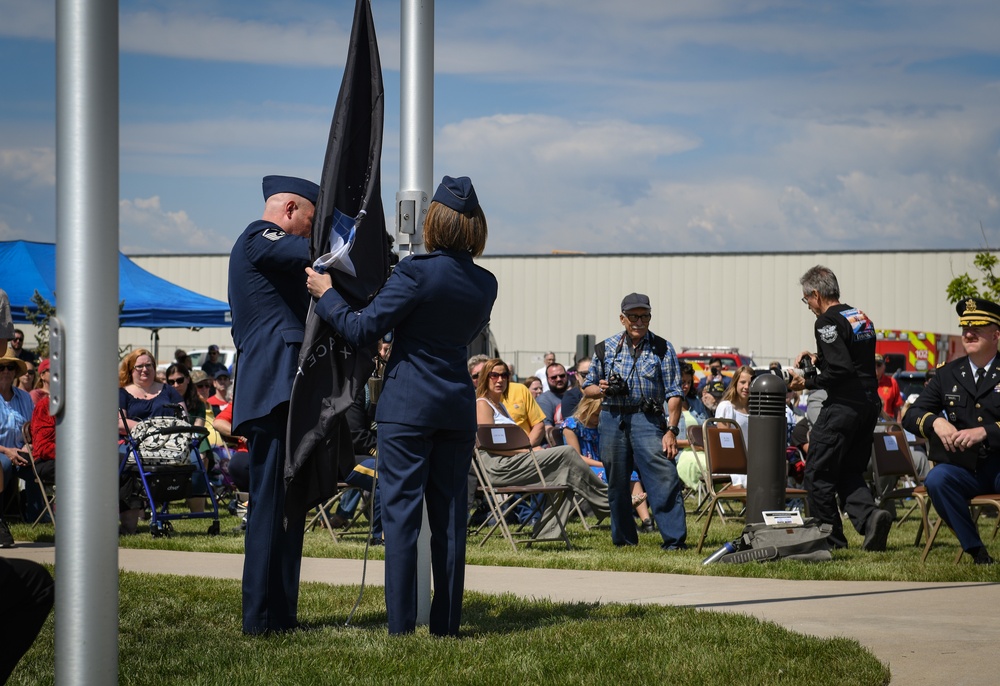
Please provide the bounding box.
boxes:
[677,347,755,382]
[874,330,961,374]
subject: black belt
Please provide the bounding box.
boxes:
[604,405,658,415]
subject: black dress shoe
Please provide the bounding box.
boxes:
[971,547,996,565]
[862,510,892,551]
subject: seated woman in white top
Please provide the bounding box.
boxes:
[713,365,753,488]
[474,358,609,536]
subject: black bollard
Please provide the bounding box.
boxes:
[746,373,788,523]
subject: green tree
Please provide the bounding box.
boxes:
[947,251,1000,304]
[24,291,56,358]
[23,290,130,360]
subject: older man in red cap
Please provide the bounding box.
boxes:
[903,296,1000,565]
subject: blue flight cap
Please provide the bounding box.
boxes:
[432,175,479,215]
[262,175,320,205]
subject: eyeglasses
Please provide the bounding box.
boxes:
[488,371,510,380]
[23,370,36,376]
[0,364,18,372]
[548,373,567,380]
[801,291,815,305]
[197,383,213,390]
[167,377,187,386]
[11,337,23,343]
[623,313,651,323]
[133,363,154,370]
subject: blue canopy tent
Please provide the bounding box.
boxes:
[0,240,230,357]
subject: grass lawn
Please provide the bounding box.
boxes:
[11,496,999,583]
[13,496,986,684]
[9,570,890,686]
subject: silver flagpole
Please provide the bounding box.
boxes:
[397,0,434,625]
[55,1,120,683]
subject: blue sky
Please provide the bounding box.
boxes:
[1,0,999,255]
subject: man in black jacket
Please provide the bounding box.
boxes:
[790,265,891,550]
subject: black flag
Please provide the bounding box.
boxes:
[285,0,389,521]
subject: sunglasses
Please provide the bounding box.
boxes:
[11,337,23,343]
[624,313,651,323]
[0,364,19,372]
[167,377,187,386]
[488,371,510,380]
[548,373,567,380]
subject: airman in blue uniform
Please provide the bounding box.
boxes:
[229,175,319,634]
[306,176,498,635]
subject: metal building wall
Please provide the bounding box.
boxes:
[120,250,981,370]
[476,250,980,375]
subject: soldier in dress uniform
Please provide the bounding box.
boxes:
[903,296,1000,565]
[229,174,319,634]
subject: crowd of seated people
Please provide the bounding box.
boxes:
[0,325,946,560]
[474,357,610,537]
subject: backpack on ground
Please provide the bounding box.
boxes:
[718,517,833,563]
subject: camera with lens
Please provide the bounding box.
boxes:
[798,356,817,379]
[605,372,629,397]
[639,398,662,414]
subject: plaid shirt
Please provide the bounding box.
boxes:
[584,330,682,408]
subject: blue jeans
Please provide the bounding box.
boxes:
[0,454,12,492]
[599,409,686,548]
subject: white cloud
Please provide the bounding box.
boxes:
[119,196,229,252]
[120,11,350,68]
[0,0,53,40]
[0,148,55,187]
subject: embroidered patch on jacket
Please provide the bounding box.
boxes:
[841,308,875,341]
[818,324,838,344]
[261,228,286,241]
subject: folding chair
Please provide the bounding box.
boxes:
[471,424,572,551]
[19,422,55,528]
[305,483,367,542]
[695,417,808,553]
[696,418,750,553]
[871,423,931,546]
[920,493,1000,564]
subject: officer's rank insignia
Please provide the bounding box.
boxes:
[261,228,286,241]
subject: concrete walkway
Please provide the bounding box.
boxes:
[4,542,997,685]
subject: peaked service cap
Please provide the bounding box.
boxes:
[957,296,1000,328]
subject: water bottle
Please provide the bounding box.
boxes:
[702,541,737,565]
